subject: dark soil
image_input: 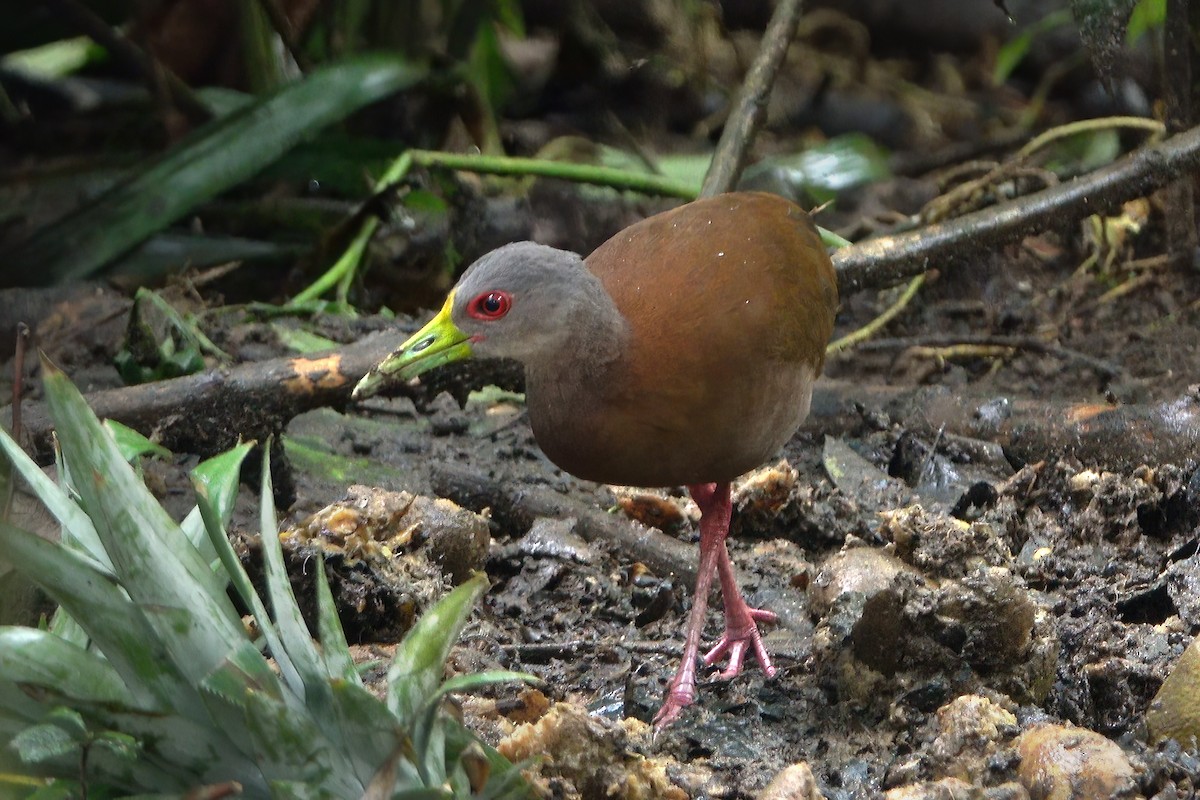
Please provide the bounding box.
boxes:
[3,2,1200,796]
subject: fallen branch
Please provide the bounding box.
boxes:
[428,462,813,634]
[834,123,1200,294]
[11,331,406,462]
[809,380,1200,470]
[10,342,1195,472]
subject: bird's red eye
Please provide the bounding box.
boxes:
[468,290,512,320]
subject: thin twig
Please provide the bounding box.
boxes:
[700,0,807,197]
[1015,116,1165,161]
[855,333,1126,377]
[833,123,1200,295]
[827,273,926,355]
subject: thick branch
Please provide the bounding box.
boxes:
[809,380,1200,470]
[11,331,407,463]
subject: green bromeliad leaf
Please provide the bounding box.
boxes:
[0,364,534,798]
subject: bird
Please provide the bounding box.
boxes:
[353,191,838,729]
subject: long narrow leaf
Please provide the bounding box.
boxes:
[255,446,329,687]
[41,362,247,686]
[10,54,426,284]
[0,520,191,714]
[313,549,358,686]
[191,483,302,695]
[0,627,141,709]
[0,428,111,573]
[182,442,254,558]
[387,575,488,723]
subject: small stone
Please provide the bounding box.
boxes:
[883,777,974,800]
[809,547,924,675]
[519,517,592,563]
[1015,723,1138,800]
[1146,633,1200,747]
[928,694,1019,783]
[757,762,824,800]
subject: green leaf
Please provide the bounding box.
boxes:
[41,362,247,688]
[181,441,254,556]
[11,721,81,764]
[0,427,111,572]
[272,325,342,354]
[739,134,890,205]
[0,520,192,714]
[254,445,340,703]
[103,421,171,462]
[10,54,427,284]
[992,10,1072,85]
[314,551,358,685]
[1126,0,1165,42]
[0,627,141,710]
[1,36,101,78]
[433,671,538,701]
[387,575,488,723]
[191,478,302,695]
[201,667,358,796]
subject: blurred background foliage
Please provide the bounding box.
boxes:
[0,0,1170,310]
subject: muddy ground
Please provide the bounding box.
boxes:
[4,1,1200,796]
[6,209,1199,798]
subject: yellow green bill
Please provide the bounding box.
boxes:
[352,292,473,399]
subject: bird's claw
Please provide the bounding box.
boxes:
[702,606,778,679]
[652,678,696,732]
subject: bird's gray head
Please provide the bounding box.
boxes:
[351,240,626,399]
[448,241,616,363]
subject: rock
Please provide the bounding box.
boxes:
[758,762,824,800]
[809,546,924,674]
[1165,554,1200,630]
[518,517,593,563]
[880,504,1013,577]
[284,485,490,583]
[928,694,1019,783]
[903,567,1058,704]
[1146,633,1200,747]
[883,777,974,800]
[1015,723,1139,800]
[809,547,922,618]
[497,702,687,800]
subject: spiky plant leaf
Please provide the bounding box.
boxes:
[181,441,254,555]
[0,427,110,572]
[191,478,304,697]
[314,550,358,685]
[387,575,488,724]
[103,421,172,462]
[255,445,340,700]
[1,367,534,798]
[0,628,140,709]
[0,519,193,713]
[42,360,244,652]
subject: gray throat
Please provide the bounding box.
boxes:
[524,276,628,401]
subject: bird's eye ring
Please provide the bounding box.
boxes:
[468,291,512,320]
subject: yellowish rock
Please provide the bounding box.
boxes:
[758,762,824,800]
[1015,723,1138,800]
[1146,633,1200,747]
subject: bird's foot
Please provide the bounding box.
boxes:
[702,606,778,679]
[652,672,697,732]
